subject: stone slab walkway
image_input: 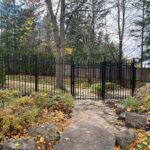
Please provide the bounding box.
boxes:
[54,100,127,150]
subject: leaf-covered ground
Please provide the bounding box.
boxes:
[115,130,150,150]
[0,91,73,150]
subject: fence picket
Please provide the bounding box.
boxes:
[0,56,136,100]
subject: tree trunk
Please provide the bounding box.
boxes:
[46,0,65,89]
[117,0,126,62]
[55,55,64,89]
[141,0,145,81]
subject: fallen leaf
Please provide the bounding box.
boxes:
[39,137,45,143]
[15,142,21,147]
[126,107,131,112]
[64,137,70,141]
[142,141,148,145]
[86,131,91,134]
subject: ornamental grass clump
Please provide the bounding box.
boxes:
[122,95,150,113]
[122,97,139,112]
[90,83,102,95]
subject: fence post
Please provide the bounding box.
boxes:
[102,57,106,100]
[35,55,38,92]
[71,59,75,97]
[132,58,136,97]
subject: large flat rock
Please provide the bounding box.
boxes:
[54,109,117,150]
[53,101,128,150]
[125,112,147,128]
[54,122,116,150]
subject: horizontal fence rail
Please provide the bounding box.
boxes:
[0,56,136,100]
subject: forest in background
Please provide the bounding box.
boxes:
[0,0,149,66]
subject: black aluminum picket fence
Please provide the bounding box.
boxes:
[0,56,136,100]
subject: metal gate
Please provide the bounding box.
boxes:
[71,59,136,100]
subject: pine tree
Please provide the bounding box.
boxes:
[143,0,150,66]
[131,0,150,67]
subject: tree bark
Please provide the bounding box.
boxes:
[117,0,126,62]
[141,0,145,81]
[46,0,65,89]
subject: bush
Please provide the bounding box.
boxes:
[21,107,40,123]
[105,82,115,90]
[0,90,18,108]
[0,115,23,140]
[15,96,34,107]
[2,116,22,132]
[139,95,150,113]
[90,82,116,95]
[144,95,150,102]
[90,83,102,95]
[61,94,74,109]
[31,92,50,109]
[122,97,139,112]
[0,92,74,141]
[14,96,40,124]
[50,94,74,114]
[122,95,150,113]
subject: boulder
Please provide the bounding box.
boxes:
[118,113,126,120]
[2,138,37,150]
[28,124,60,142]
[53,122,116,150]
[125,112,147,128]
[105,100,116,108]
[116,105,125,116]
[115,129,135,148]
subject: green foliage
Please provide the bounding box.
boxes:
[61,94,74,109]
[14,96,40,124]
[144,95,150,102]
[15,96,34,107]
[122,97,139,112]
[132,0,150,65]
[122,95,150,113]
[90,83,102,95]
[105,82,115,90]
[31,92,49,109]
[134,131,150,150]
[22,107,40,123]
[0,90,18,108]
[90,82,116,95]
[0,132,5,141]
[50,94,74,114]
[0,116,22,136]
[139,95,150,113]
[0,115,23,140]
[0,91,74,141]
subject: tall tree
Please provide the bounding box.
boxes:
[0,0,43,56]
[131,0,146,68]
[143,0,150,66]
[45,0,87,88]
[131,0,150,67]
[117,0,126,61]
[45,0,65,89]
